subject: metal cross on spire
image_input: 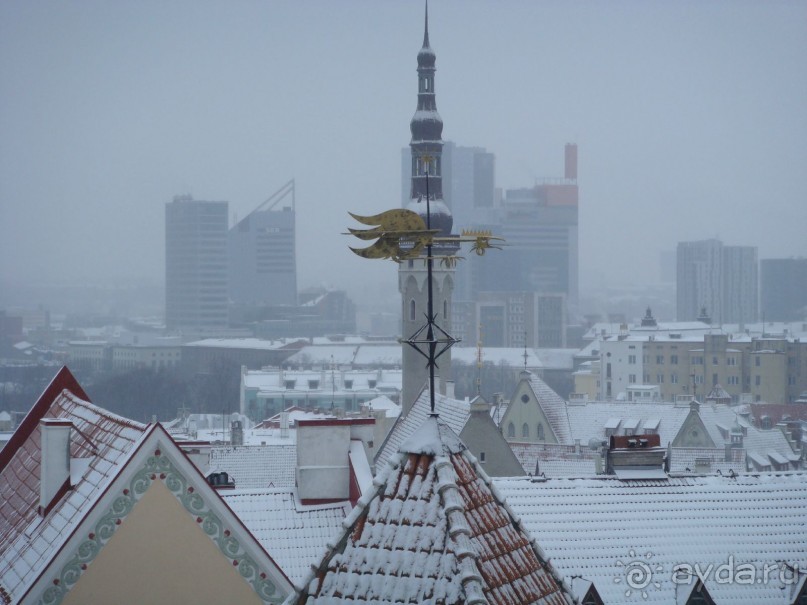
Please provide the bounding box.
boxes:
[346,165,502,415]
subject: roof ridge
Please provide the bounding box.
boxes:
[434,454,487,604]
[461,448,577,604]
[60,389,148,431]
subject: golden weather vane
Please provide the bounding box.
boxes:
[346,214,504,265]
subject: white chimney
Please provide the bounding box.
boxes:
[445,380,455,399]
[280,412,290,439]
[40,418,72,514]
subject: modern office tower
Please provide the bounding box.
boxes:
[722,245,758,324]
[228,180,297,307]
[677,239,758,324]
[453,291,567,349]
[165,195,229,333]
[761,258,807,321]
[398,7,457,414]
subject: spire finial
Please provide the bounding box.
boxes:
[423,0,430,49]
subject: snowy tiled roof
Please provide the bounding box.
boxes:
[0,370,148,602]
[185,337,303,350]
[667,447,746,474]
[208,444,297,489]
[495,472,807,604]
[352,346,403,366]
[527,373,573,444]
[222,489,350,589]
[509,443,600,477]
[294,416,574,604]
[375,388,470,470]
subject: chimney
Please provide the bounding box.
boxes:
[296,419,351,503]
[230,420,244,446]
[280,412,290,439]
[445,380,455,399]
[40,418,72,515]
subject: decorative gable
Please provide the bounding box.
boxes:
[672,403,717,448]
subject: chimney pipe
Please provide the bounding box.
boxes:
[40,418,72,514]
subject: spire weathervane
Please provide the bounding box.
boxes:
[346,4,503,415]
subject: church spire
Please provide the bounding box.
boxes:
[409,0,453,237]
[423,0,430,49]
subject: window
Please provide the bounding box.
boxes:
[537,423,545,440]
[522,423,530,439]
[712,373,718,386]
[657,374,664,384]
[671,373,678,384]
[755,356,761,367]
[712,356,719,365]
[671,355,679,365]
[507,423,515,438]
[692,356,704,365]
[755,376,761,386]
[656,355,664,364]
[479,451,486,463]
[727,357,736,366]
[443,299,448,319]
[409,299,416,321]
[521,394,529,403]
[628,355,636,365]
[643,374,650,383]
[629,374,637,383]
[727,376,739,385]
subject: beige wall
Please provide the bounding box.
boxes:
[501,380,558,444]
[63,479,264,605]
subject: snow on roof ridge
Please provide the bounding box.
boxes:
[399,414,464,456]
[462,442,576,604]
[59,388,148,431]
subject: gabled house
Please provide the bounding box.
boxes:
[291,415,576,604]
[0,367,293,604]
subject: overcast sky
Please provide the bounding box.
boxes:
[1,0,805,306]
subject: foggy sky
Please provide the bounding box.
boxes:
[1,1,806,309]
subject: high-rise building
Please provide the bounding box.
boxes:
[165,195,229,333]
[676,239,758,324]
[761,258,807,321]
[398,7,457,414]
[228,180,297,307]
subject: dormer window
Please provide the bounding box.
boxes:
[344,379,353,390]
[284,379,296,390]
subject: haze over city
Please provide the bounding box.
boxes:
[1,0,806,311]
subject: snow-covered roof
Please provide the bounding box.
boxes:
[495,472,807,604]
[222,489,350,590]
[208,444,297,489]
[508,443,600,477]
[0,367,293,603]
[184,337,303,350]
[0,372,148,602]
[526,373,573,444]
[293,416,575,604]
[375,388,470,470]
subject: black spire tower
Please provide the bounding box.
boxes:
[406,0,453,238]
[400,2,459,415]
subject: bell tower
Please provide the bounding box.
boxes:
[399,3,457,414]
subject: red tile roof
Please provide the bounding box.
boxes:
[0,367,147,602]
[295,416,573,604]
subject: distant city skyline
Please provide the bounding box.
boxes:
[2,1,806,309]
